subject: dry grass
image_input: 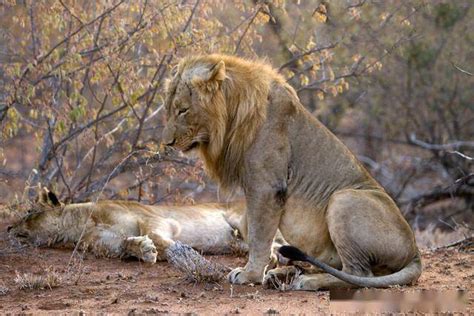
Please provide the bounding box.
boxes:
[165,241,228,283]
[14,269,62,291]
[0,285,9,296]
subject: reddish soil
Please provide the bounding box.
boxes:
[0,221,472,315]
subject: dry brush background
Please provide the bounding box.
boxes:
[0,0,473,241]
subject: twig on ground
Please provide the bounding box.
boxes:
[433,236,473,253]
[166,241,228,283]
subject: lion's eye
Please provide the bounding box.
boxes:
[177,108,189,116]
[185,82,192,97]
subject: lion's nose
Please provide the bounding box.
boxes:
[164,138,176,146]
[162,125,176,146]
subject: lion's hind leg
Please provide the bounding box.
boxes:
[291,270,368,291]
[299,189,419,291]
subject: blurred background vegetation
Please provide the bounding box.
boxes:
[0,0,472,237]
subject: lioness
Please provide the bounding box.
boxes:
[9,188,250,263]
[162,54,422,290]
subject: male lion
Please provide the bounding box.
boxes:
[9,188,250,262]
[162,54,422,290]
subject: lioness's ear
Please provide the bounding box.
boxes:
[38,186,49,205]
[39,187,60,207]
[47,191,60,207]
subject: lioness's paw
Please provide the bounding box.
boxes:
[263,266,300,289]
[227,267,262,285]
[126,236,158,263]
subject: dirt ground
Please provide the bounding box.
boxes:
[0,220,472,315]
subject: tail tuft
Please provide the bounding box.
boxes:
[278,245,309,262]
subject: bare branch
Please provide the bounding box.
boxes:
[46,119,72,200]
[347,0,367,9]
[234,6,262,54]
[408,133,474,150]
[451,61,473,76]
[182,0,201,32]
[278,42,338,71]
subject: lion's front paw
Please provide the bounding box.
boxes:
[227,267,262,285]
[263,266,300,289]
[125,236,158,263]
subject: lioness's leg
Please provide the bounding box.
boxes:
[82,226,158,263]
[82,226,126,258]
[146,232,174,261]
[122,235,158,263]
[137,220,175,261]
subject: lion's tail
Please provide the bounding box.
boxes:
[279,245,422,288]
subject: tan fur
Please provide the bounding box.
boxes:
[9,191,251,263]
[162,54,422,290]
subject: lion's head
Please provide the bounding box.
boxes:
[162,54,280,188]
[162,58,226,153]
[8,188,63,246]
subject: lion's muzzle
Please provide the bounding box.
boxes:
[162,124,176,147]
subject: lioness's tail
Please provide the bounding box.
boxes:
[279,246,422,288]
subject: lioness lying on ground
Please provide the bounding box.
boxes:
[162,54,422,290]
[9,188,251,263]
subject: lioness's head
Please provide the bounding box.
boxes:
[8,188,63,246]
[162,56,227,153]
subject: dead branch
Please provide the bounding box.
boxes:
[278,42,339,71]
[401,177,474,215]
[46,119,72,200]
[434,236,473,252]
[234,6,262,54]
[76,153,195,201]
[451,62,473,76]
[408,133,474,150]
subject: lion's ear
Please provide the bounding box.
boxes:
[192,61,226,85]
[208,60,226,82]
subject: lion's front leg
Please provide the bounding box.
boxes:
[228,184,285,285]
